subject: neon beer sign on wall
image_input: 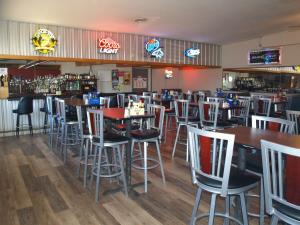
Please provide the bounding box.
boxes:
[98,38,120,54]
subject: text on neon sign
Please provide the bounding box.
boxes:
[98,38,120,54]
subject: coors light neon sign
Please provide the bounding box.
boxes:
[98,37,120,54]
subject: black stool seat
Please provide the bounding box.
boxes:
[273,200,300,221]
[197,168,260,190]
[130,128,160,140]
[92,132,129,144]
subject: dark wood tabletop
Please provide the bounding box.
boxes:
[103,107,154,121]
[219,126,300,149]
[65,98,104,107]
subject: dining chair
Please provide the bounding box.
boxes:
[198,101,219,130]
[261,140,300,225]
[46,96,57,149]
[55,98,80,163]
[137,95,152,111]
[172,99,199,161]
[286,110,300,134]
[75,105,93,187]
[142,91,151,96]
[128,94,138,102]
[230,98,251,126]
[164,100,176,143]
[117,93,125,108]
[252,115,294,134]
[87,109,129,202]
[253,97,271,117]
[193,91,205,103]
[99,96,111,108]
[130,104,166,193]
[188,126,260,225]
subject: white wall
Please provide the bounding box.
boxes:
[152,68,222,93]
[222,30,300,68]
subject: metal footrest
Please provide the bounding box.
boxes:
[132,157,160,170]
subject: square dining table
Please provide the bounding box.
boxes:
[219,126,300,204]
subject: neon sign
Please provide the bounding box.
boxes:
[98,38,120,54]
[145,39,164,58]
[32,28,57,54]
[185,48,200,58]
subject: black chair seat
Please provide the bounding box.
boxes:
[178,116,199,123]
[165,108,175,114]
[113,123,140,131]
[93,132,129,144]
[40,107,47,113]
[273,200,300,221]
[227,117,244,125]
[130,128,159,140]
[202,121,233,128]
[197,168,260,190]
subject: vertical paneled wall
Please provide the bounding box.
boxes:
[0,20,221,67]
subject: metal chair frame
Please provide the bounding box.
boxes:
[172,99,198,161]
[188,126,257,225]
[130,104,166,193]
[253,97,271,117]
[231,98,251,126]
[117,93,125,108]
[87,109,128,202]
[261,140,300,225]
[252,115,294,134]
[199,101,219,131]
[286,110,300,134]
[99,96,111,108]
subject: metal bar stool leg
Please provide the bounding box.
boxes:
[144,142,148,193]
[28,114,33,135]
[270,215,279,225]
[117,145,128,197]
[189,187,202,225]
[95,147,103,202]
[16,114,20,136]
[240,192,249,225]
[208,193,217,225]
[172,124,182,158]
[155,140,165,184]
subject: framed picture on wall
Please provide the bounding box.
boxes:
[132,68,148,92]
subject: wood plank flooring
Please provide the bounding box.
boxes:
[0,130,267,225]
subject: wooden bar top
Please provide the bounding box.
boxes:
[220,126,300,149]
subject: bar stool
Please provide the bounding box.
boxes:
[12,96,33,136]
[172,99,199,161]
[87,109,129,202]
[46,96,57,149]
[55,98,80,163]
[130,104,165,192]
[188,126,261,225]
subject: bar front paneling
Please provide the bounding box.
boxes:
[0,99,45,136]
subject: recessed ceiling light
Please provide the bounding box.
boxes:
[134,17,148,23]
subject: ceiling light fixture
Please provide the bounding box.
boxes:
[134,17,148,23]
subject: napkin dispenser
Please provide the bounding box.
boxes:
[127,102,145,116]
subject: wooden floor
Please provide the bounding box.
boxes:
[0,129,267,225]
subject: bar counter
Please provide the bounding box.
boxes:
[0,98,45,137]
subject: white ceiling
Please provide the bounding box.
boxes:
[1,0,300,44]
